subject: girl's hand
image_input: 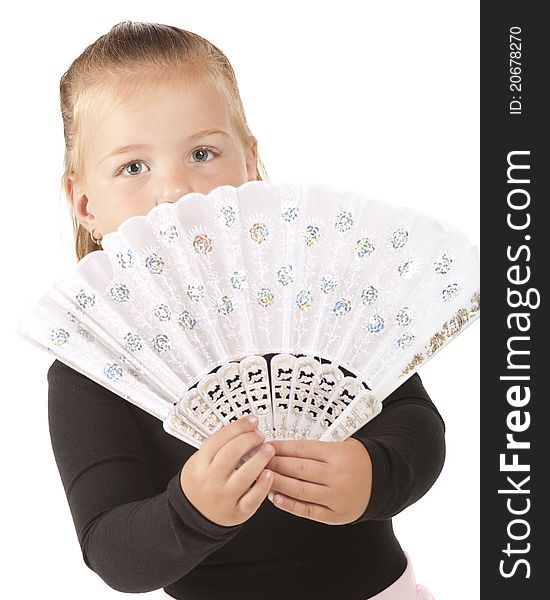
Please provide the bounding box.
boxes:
[266,438,372,525]
[179,416,275,527]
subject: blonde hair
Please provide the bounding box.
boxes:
[60,21,269,261]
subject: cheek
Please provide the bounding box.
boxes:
[209,158,250,188]
[103,195,155,233]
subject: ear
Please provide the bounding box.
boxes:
[245,136,259,181]
[64,172,96,234]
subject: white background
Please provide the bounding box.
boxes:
[2,1,480,598]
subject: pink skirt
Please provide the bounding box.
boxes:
[369,551,434,600]
[159,551,434,599]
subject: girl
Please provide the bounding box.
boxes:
[49,20,444,599]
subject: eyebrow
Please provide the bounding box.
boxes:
[100,129,230,163]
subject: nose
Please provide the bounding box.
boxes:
[155,173,193,205]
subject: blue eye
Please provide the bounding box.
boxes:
[190,147,217,163]
[120,161,150,177]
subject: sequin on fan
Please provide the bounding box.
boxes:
[320,275,338,294]
[76,289,95,308]
[335,211,353,232]
[397,333,415,349]
[104,363,123,381]
[154,304,171,321]
[333,298,352,316]
[304,225,320,247]
[366,314,385,333]
[281,205,299,222]
[295,290,314,311]
[277,265,295,286]
[230,271,248,290]
[250,223,269,244]
[145,253,165,274]
[390,228,409,249]
[110,284,130,303]
[396,307,413,326]
[442,283,460,302]
[116,250,135,269]
[361,286,378,305]
[178,311,197,330]
[398,259,414,278]
[187,284,204,302]
[193,234,213,255]
[434,253,453,274]
[159,225,179,243]
[124,333,143,351]
[219,206,236,227]
[217,296,234,315]
[51,328,69,346]
[152,334,170,353]
[356,237,375,258]
[257,288,274,307]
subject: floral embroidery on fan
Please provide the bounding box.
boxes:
[333,298,352,316]
[304,225,320,247]
[110,284,130,303]
[395,307,413,326]
[434,253,453,274]
[281,204,299,222]
[365,313,385,334]
[295,290,314,311]
[152,334,170,353]
[145,253,165,274]
[230,271,248,290]
[76,289,96,308]
[116,249,135,269]
[397,254,421,279]
[51,328,69,346]
[397,333,415,349]
[277,265,295,286]
[355,237,375,258]
[256,288,274,307]
[218,205,236,228]
[361,285,378,305]
[442,283,460,302]
[187,284,204,302]
[217,296,234,316]
[320,275,338,294]
[104,363,123,381]
[154,304,171,321]
[124,332,143,352]
[334,210,354,232]
[178,311,197,330]
[193,234,213,255]
[249,223,269,244]
[390,227,409,249]
[158,225,179,243]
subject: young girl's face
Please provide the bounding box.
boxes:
[68,77,257,239]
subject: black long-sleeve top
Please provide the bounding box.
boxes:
[47,357,445,600]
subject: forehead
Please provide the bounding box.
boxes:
[85,73,234,153]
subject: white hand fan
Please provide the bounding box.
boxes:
[17,181,480,449]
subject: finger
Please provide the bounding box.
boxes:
[270,492,335,524]
[268,439,331,462]
[236,468,274,515]
[200,415,259,464]
[227,442,276,497]
[267,455,329,485]
[211,429,267,478]
[270,470,330,505]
